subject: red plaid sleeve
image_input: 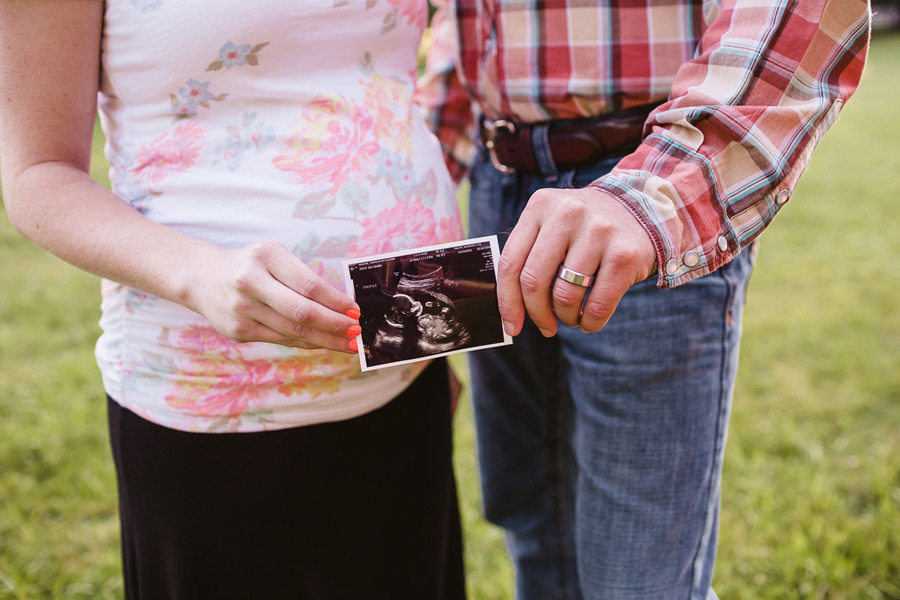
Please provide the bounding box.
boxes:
[591,0,871,288]
[415,0,477,184]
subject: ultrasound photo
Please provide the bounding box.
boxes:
[342,236,513,371]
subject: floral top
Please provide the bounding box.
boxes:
[96,0,463,432]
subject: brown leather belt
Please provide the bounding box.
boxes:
[480,102,663,174]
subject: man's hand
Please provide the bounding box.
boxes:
[497,187,657,337]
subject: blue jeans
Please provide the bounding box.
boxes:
[466,142,754,600]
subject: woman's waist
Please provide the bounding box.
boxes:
[100,285,363,380]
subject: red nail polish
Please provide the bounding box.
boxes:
[348,338,358,352]
[346,325,362,337]
[345,308,361,320]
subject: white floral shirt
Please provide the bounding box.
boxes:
[96,0,463,432]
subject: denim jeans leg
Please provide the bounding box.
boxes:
[466,142,755,598]
[467,149,583,600]
[559,249,753,599]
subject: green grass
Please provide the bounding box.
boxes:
[2,31,900,600]
[711,30,900,600]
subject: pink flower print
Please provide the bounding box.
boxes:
[108,135,156,211]
[372,150,419,199]
[218,41,252,68]
[176,323,243,356]
[162,325,353,421]
[348,200,437,256]
[133,121,205,184]
[163,324,268,418]
[273,93,380,195]
[172,103,195,118]
[387,0,427,30]
[272,354,348,399]
[124,289,160,315]
[179,79,214,104]
[435,215,465,245]
[435,199,464,244]
[308,259,345,291]
[215,113,275,172]
[218,138,242,165]
[169,80,227,118]
[362,73,413,153]
[207,42,269,71]
[165,355,274,418]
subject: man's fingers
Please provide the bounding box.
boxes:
[496,186,657,337]
[578,255,636,333]
[551,237,601,328]
[496,218,540,337]
[517,227,571,337]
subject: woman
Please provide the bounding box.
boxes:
[0,1,466,597]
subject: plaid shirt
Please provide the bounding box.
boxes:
[418,0,870,288]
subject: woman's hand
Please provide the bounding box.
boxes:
[190,241,361,353]
[1,5,360,356]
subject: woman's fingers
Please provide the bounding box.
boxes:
[202,241,361,350]
[237,305,360,353]
[243,290,361,353]
[256,241,359,316]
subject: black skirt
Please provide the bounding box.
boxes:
[107,359,466,600]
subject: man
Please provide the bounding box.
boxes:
[418,1,870,598]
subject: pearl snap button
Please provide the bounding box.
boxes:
[683,250,701,268]
[775,189,790,205]
[717,236,728,252]
[665,258,679,276]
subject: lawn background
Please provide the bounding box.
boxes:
[1,30,898,600]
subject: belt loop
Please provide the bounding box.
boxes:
[531,123,559,179]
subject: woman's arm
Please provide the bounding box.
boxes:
[0,0,359,352]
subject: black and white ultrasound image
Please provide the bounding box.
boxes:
[347,240,506,369]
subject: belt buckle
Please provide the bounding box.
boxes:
[483,119,517,174]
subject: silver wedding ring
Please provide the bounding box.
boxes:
[556,265,596,287]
